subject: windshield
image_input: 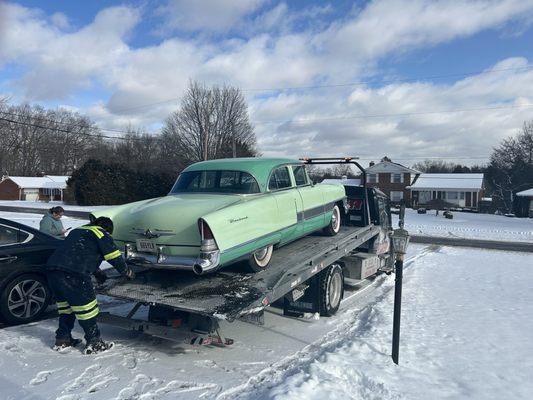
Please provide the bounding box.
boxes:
[170,170,260,194]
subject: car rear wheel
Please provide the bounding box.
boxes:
[0,274,51,325]
[323,204,341,236]
[247,245,274,272]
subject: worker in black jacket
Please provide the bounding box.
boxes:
[45,216,135,354]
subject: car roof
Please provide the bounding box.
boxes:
[183,157,302,190]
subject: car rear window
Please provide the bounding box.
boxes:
[0,224,28,246]
[170,170,260,194]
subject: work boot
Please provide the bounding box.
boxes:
[54,336,83,350]
[84,339,114,355]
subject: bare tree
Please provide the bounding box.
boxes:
[161,81,257,166]
[486,121,533,211]
[0,102,103,176]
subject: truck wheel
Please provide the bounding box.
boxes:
[247,245,274,272]
[323,205,341,236]
[319,264,344,316]
[0,274,51,325]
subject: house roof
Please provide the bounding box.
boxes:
[365,160,420,174]
[516,188,533,197]
[1,175,70,189]
[408,173,484,190]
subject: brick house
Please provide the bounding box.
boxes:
[0,175,69,201]
[365,158,420,205]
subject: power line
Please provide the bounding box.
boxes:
[0,116,152,141]
[254,103,533,125]
[100,65,533,114]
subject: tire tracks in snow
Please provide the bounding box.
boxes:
[216,245,438,400]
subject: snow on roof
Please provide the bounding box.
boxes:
[516,188,533,197]
[365,160,420,174]
[2,175,70,189]
[43,175,69,189]
[409,173,484,190]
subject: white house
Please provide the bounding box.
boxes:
[0,175,70,201]
[409,173,485,210]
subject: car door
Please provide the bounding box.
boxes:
[292,165,326,233]
[268,165,304,244]
[0,222,55,275]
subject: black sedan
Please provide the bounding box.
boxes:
[0,217,61,324]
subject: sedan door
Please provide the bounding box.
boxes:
[0,222,57,323]
[268,166,304,245]
[292,165,326,233]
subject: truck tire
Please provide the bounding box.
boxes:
[319,264,344,316]
[323,205,341,236]
[0,274,51,325]
[247,245,274,272]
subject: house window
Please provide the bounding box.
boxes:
[392,173,403,183]
[367,174,378,183]
[390,191,404,202]
[460,192,465,200]
[447,191,459,200]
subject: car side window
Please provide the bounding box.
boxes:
[0,225,21,246]
[292,165,309,186]
[269,167,292,190]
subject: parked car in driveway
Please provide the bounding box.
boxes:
[0,218,60,324]
[91,158,347,274]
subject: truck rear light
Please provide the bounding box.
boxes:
[347,198,362,210]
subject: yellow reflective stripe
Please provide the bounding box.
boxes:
[104,250,122,261]
[58,308,73,315]
[75,307,99,320]
[78,226,104,239]
[71,299,98,312]
[57,301,69,307]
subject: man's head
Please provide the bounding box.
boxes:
[93,217,114,235]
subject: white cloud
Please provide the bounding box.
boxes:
[155,0,265,34]
[1,1,533,165]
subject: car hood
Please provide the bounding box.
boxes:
[107,194,243,246]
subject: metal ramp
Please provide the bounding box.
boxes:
[99,225,380,321]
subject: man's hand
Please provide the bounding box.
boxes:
[125,268,136,280]
[93,269,108,285]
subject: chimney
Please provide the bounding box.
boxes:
[369,161,375,167]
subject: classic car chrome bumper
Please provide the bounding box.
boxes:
[124,243,220,275]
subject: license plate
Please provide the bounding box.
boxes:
[349,214,362,221]
[136,239,157,253]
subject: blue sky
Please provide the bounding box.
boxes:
[1,0,533,165]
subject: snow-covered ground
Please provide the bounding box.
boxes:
[0,209,532,399]
[394,208,533,242]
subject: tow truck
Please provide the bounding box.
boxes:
[97,158,397,346]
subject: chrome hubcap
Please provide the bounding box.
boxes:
[8,280,47,319]
[331,207,340,231]
[254,247,269,261]
[328,272,342,308]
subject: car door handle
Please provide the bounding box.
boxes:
[0,256,18,263]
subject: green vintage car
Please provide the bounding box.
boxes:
[91,158,346,274]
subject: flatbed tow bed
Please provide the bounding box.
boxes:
[97,224,382,345]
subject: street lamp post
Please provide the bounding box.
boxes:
[391,209,410,365]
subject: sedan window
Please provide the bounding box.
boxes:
[292,165,309,186]
[269,167,292,190]
[0,225,21,246]
[171,170,260,194]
